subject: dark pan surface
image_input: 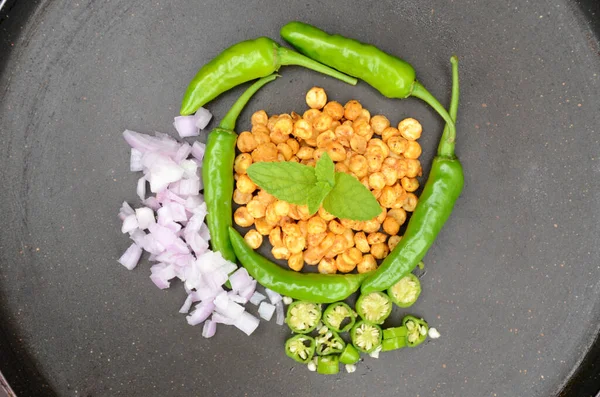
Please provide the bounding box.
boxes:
[1,0,599,396]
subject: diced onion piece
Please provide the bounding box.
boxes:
[229,268,252,292]
[249,292,267,306]
[118,243,143,270]
[345,364,357,373]
[238,280,257,301]
[121,214,139,234]
[234,312,260,336]
[214,292,245,320]
[265,288,282,305]
[228,292,248,304]
[136,177,146,200]
[130,148,143,172]
[258,302,276,321]
[275,302,285,326]
[428,327,441,339]
[135,207,155,230]
[187,301,215,326]
[307,361,317,372]
[118,201,135,221]
[212,312,235,325]
[191,141,206,161]
[194,107,212,129]
[282,296,293,305]
[368,346,382,359]
[173,116,200,138]
[202,320,217,338]
[179,294,194,314]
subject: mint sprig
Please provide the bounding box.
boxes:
[246,153,381,221]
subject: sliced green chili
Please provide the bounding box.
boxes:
[315,327,346,356]
[285,334,316,364]
[351,321,382,354]
[382,326,408,340]
[317,355,340,375]
[387,273,421,308]
[339,344,360,365]
[355,292,392,325]
[403,315,429,347]
[285,301,322,334]
[322,302,357,333]
[381,336,407,352]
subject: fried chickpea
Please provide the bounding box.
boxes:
[322,100,344,120]
[330,120,341,129]
[247,199,267,219]
[398,118,422,141]
[388,235,402,251]
[289,155,299,163]
[376,206,387,224]
[277,142,294,161]
[234,153,253,175]
[265,203,281,225]
[326,142,346,162]
[290,111,302,122]
[335,163,349,173]
[277,153,286,162]
[302,109,321,124]
[378,185,397,208]
[233,189,252,205]
[350,134,368,154]
[371,242,389,259]
[357,254,378,273]
[307,232,327,247]
[368,139,390,158]
[296,146,315,160]
[236,131,258,153]
[271,119,292,143]
[288,252,304,272]
[272,200,290,217]
[383,216,401,236]
[353,119,373,139]
[401,177,420,192]
[371,188,382,200]
[403,140,422,159]
[344,100,363,120]
[314,207,333,222]
[287,205,301,220]
[267,115,279,131]
[282,223,301,237]
[362,219,381,233]
[349,154,368,178]
[233,207,254,227]
[286,138,300,154]
[313,147,326,161]
[387,208,407,226]
[370,115,390,135]
[354,232,370,253]
[236,174,256,194]
[325,235,348,258]
[343,247,362,265]
[297,205,311,220]
[304,248,325,265]
[381,126,401,142]
[388,136,409,155]
[272,246,291,260]
[342,228,355,248]
[335,124,353,147]
[293,119,313,140]
[306,87,327,109]
[357,108,371,122]
[395,158,408,178]
[256,189,276,205]
[392,184,409,209]
[368,172,386,190]
[403,193,418,212]
[318,257,337,274]
[298,219,308,238]
[253,130,271,145]
[285,234,306,254]
[313,113,334,133]
[341,219,361,230]
[405,159,422,178]
[367,232,388,245]
[251,110,268,126]
[307,216,327,234]
[269,226,283,247]
[381,164,398,186]
[252,123,270,135]
[328,220,346,235]
[366,151,384,173]
[255,217,275,235]
[251,142,278,162]
[335,254,357,273]
[316,130,336,148]
[360,176,370,190]
[244,229,263,249]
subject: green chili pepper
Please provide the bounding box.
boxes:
[315,326,346,356]
[180,37,357,115]
[203,75,277,262]
[228,227,371,303]
[280,22,455,134]
[350,321,382,354]
[285,301,322,334]
[361,56,463,293]
[387,273,421,308]
[285,334,316,364]
[382,326,408,340]
[355,292,392,325]
[322,302,357,333]
[381,336,407,352]
[317,355,340,375]
[339,344,360,365]
[403,315,429,347]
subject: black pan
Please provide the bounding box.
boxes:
[1,1,599,396]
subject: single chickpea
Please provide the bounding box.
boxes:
[368,139,390,158]
[403,140,422,159]
[380,164,398,186]
[325,235,347,258]
[330,120,341,129]
[368,172,386,190]
[252,130,271,146]
[370,115,391,135]
[251,110,268,126]
[302,109,321,124]
[405,159,422,178]
[387,208,407,226]
[322,100,344,120]
[277,142,294,161]
[298,220,308,238]
[319,232,336,251]
[234,153,253,175]
[396,158,408,179]
[360,176,370,190]
[398,118,422,141]
[376,206,387,224]
[272,246,291,260]
[267,115,279,132]
[352,119,373,139]
[251,142,278,162]
[350,134,368,154]
[357,108,371,122]
[290,156,299,163]
[357,254,378,273]
[304,137,318,148]
[388,235,402,251]
[313,147,326,161]
[316,207,334,222]
[349,154,368,178]
[285,234,306,254]
[342,228,355,249]
[236,174,257,194]
[335,163,349,173]
[401,177,419,192]
[277,153,286,162]
[342,247,363,265]
[287,205,301,220]
[271,117,292,142]
[306,87,328,109]
[378,185,397,208]
[334,124,353,147]
[313,113,334,133]
[296,146,315,160]
[286,138,300,154]
[318,257,337,274]
[328,220,347,235]
[293,119,313,140]
[304,247,325,265]
[290,111,302,122]
[383,216,401,236]
[279,216,291,226]
[307,216,327,234]
[316,130,336,148]
[344,100,363,120]
[366,151,384,173]
[255,217,275,235]
[371,242,390,259]
[247,199,267,218]
[234,207,255,227]
[403,193,418,212]
[237,131,258,153]
[252,124,270,135]
[265,203,282,225]
[256,189,276,205]
[269,226,283,247]
[282,223,301,237]
[383,157,398,168]
[233,189,252,205]
[354,232,370,253]
[371,188,383,200]
[244,229,263,249]
[273,200,290,217]
[388,136,409,155]
[307,231,327,247]
[297,205,312,220]
[288,252,304,272]
[341,219,361,230]
[326,142,347,162]
[381,126,401,142]
[392,184,408,209]
[335,254,357,273]
[362,219,381,233]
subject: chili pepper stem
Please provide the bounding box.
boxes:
[437,56,460,157]
[277,47,358,86]
[219,74,279,131]
[410,81,456,158]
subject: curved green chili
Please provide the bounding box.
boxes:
[280,21,455,136]
[361,56,462,294]
[180,37,357,115]
[228,227,371,303]
[203,75,277,262]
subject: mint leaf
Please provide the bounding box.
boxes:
[315,152,335,187]
[247,162,317,205]
[322,172,382,221]
[307,181,333,215]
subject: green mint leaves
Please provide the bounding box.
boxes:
[246,153,381,221]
